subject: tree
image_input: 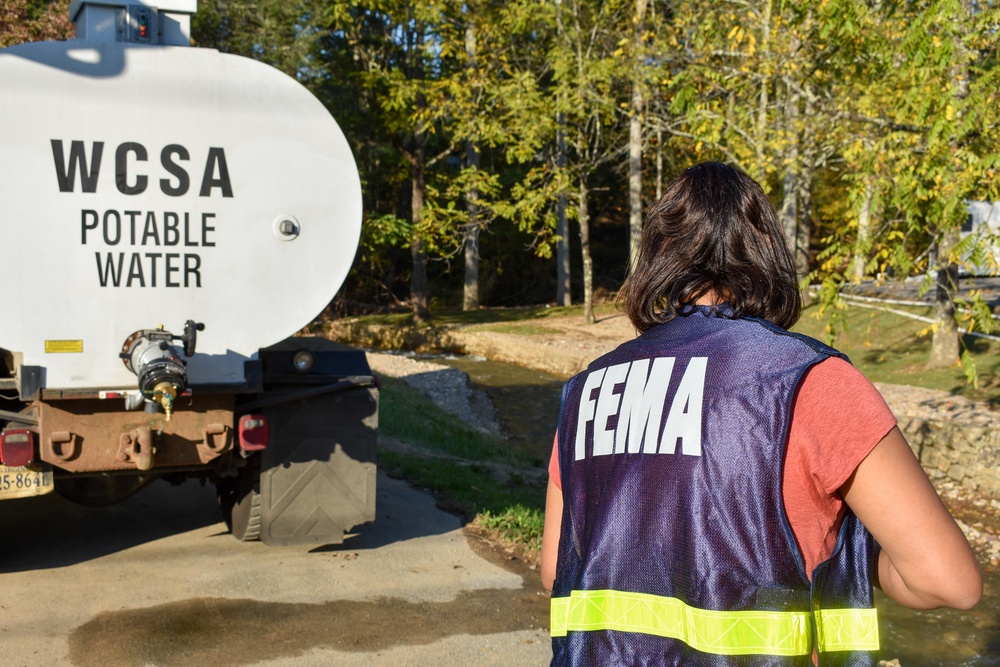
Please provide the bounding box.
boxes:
[1,0,72,48]
[829,0,1000,372]
[193,1,330,76]
[323,1,467,323]
[551,0,631,323]
[659,0,844,277]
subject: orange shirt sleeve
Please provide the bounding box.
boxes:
[549,432,561,489]
[783,356,897,577]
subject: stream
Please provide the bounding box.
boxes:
[433,354,1000,666]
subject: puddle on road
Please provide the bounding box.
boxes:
[68,529,550,667]
[68,581,548,666]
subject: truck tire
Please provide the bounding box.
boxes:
[217,461,262,541]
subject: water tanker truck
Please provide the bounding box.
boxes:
[0,0,378,545]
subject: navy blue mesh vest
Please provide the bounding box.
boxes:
[551,306,878,666]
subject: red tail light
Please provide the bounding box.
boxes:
[238,414,268,452]
[0,429,35,467]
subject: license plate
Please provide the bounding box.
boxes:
[0,464,54,499]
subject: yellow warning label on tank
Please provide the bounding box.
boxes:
[45,340,84,353]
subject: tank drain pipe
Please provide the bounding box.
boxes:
[0,409,38,426]
[238,376,376,412]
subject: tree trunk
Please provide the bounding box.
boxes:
[409,26,430,324]
[778,81,799,264]
[794,91,816,280]
[463,139,480,311]
[754,0,773,181]
[462,18,480,311]
[628,85,643,271]
[852,182,874,282]
[579,176,595,324]
[627,0,648,270]
[927,234,960,368]
[556,112,572,306]
[793,169,813,279]
[410,152,430,324]
[779,178,798,266]
[656,126,663,200]
[926,0,970,368]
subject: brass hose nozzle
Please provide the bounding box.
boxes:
[151,381,178,421]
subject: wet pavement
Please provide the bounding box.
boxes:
[0,472,551,666]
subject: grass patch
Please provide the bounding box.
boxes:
[795,302,1000,401]
[473,323,559,336]
[378,376,546,556]
[378,451,545,553]
[379,376,531,464]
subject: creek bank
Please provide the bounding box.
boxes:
[335,316,1000,570]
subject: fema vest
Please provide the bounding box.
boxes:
[551,307,878,666]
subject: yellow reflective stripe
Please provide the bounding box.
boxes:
[551,590,812,656]
[815,607,879,652]
[551,590,879,656]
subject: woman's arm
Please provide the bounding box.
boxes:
[541,477,564,592]
[840,426,982,610]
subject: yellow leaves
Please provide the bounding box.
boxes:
[726,24,756,55]
[945,103,954,121]
[888,230,905,241]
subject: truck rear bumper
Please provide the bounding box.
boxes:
[36,395,235,472]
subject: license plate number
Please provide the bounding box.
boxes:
[0,465,54,499]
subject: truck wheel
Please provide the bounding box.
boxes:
[217,461,261,541]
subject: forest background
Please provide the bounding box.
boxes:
[5,0,1000,371]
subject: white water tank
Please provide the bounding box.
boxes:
[0,38,363,389]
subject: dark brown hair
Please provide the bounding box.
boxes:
[620,162,801,331]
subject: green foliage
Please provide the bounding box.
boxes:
[477,505,545,552]
[192,1,332,77]
[0,0,71,48]
[378,376,545,552]
[188,0,1000,340]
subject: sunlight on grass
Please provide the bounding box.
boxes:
[378,376,545,556]
[794,302,1000,399]
[476,505,545,554]
[379,376,531,465]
